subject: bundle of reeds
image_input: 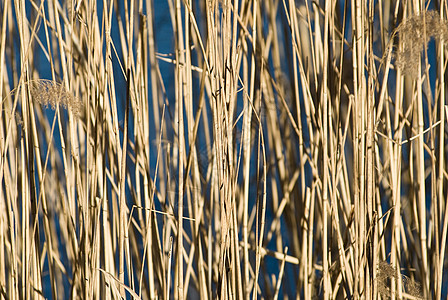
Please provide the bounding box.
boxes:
[0,0,447,299]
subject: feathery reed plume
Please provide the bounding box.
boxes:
[395,11,448,77]
[6,79,82,120]
[377,261,424,299]
[26,79,82,119]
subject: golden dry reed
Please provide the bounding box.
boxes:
[0,0,447,299]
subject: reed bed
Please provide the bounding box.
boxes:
[0,0,447,299]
